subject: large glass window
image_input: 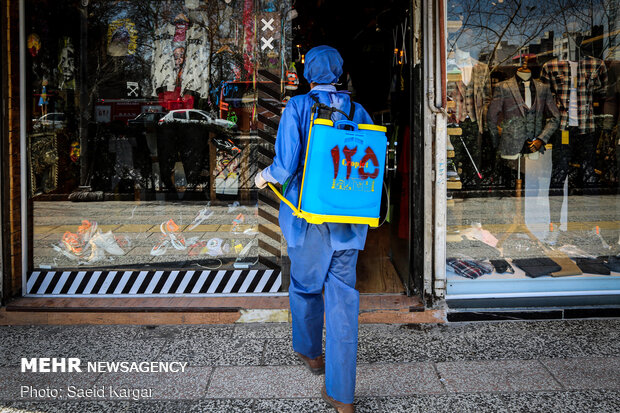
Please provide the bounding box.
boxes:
[446,0,620,295]
[24,0,415,297]
[26,0,291,281]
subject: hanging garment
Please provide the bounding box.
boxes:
[540,57,608,134]
[151,23,210,97]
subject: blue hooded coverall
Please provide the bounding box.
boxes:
[261,46,373,404]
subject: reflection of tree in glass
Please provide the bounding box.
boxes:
[448,0,614,72]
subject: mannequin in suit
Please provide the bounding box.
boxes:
[487,58,560,160]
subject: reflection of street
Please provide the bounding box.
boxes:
[34,202,277,270]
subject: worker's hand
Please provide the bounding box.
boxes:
[254,170,268,189]
[529,138,543,152]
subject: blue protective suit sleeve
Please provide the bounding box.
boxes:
[260,167,277,184]
[263,99,304,185]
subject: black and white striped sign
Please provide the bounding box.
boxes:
[26,269,282,296]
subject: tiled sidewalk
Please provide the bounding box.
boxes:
[0,319,619,412]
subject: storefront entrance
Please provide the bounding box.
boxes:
[21,0,418,298]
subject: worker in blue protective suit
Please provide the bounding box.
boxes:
[254,45,372,413]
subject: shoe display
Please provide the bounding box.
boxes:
[86,239,106,263]
[188,239,207,257]
[231,213,245,233]
[91,231,125,256]
[62,231,84,256]
[205,238,230,257]
[188,204,214,231]
[77,219,98,244]
[160,219,186,250]
[150,237,169,256]
[52,243,80,260]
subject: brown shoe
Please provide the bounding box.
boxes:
[321,385,355,413]
[295,352,325,375]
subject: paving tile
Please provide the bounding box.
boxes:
[0,336,167,368]
[206,366,323,398]
[448,321,597,361]
[0,326,56,343]
[158,338,264,366]
[64,337,169,363]
[0,401,133,413]
[122,399,253,412]
[95,367,211,400]
[233,324,292,340]
[356,393,508,413]
[436,359,562,393]
[0,340,75,368]
[134,325,234,340]
[357,330,473,363]
[355,363,443,396]
[36,325,141,341]
[0,368,100,401]
[541,357,620,390]
[500,390,620,413]
[253,398,332,412]
[262,340,300,366]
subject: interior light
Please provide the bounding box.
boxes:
[301,54,305,64]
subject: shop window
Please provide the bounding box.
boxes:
[25,0,292,292]
[445,0,620,295]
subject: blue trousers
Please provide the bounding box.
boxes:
[288,224,360,404]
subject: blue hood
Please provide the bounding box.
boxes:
[303,45,343,84]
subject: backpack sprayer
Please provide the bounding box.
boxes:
[267,97,388,227]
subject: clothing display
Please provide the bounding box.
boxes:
[603,61,620,130]
[573,257,611,275]
[605,256,620,273]
[540,57,608,134]
[151,18,210,97]
[512,257,562,278]
[549,127,599,190]
[446,50,491,133]
[487,77,560,157]
[568,61,579,126]
[447,257,493,279]
[490,259,514,274]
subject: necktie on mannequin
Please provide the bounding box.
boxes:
[523,81,531,108]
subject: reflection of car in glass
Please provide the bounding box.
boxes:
[158,109,236,130]
[128,112,165,129]
[33,112,66,130]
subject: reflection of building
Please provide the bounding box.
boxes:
[479,41,519,67]
[516,31,554,63]
[554,26,604,60]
